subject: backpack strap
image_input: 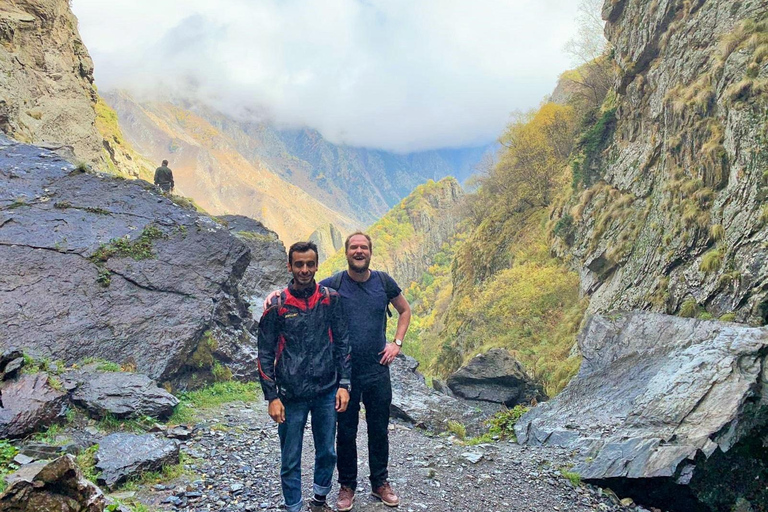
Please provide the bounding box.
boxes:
[376,271,396,318]
[327,271,344,290]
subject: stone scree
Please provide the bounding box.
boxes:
[515,312,768,512]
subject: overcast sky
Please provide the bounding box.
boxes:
[73,0,582,153]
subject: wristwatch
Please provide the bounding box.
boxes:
[339,382,351,392]
[394,338,403,347]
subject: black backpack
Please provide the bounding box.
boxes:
[326,271,397,318]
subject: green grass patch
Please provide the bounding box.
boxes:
[700,249,723,273]
[96,361,122,372]
[76,444,100,484]
[0,440,19,492]
[560,468,582,486]
[446,420,466,440]
[169,381,261,424]
[679,298,700,318]
[91,224,165,262]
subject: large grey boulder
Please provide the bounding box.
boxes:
[0,373,67,438]
[0,135,258,388]
[0,455,113,512]
[390,355,488,434]
[515,312,768,511]
[63,370,179,420]
[446,348,546,406]
[95,433,179,490]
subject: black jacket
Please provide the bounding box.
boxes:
[257,281,351,402]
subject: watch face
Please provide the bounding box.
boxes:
[395,339,402,346]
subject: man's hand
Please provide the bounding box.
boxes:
[379,342,401,366]
[336,388,350,412]
[268,398,285,423]
[263,290,281,311]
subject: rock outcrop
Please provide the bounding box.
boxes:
[63,370,179,420]
[0,0,150,180]
[446,348,547,406]
[0,0,101,163]
[95,433,179,490]
[555,0,768,324]
[220,215,287,312]
[309,223,343,263]
[515,312,768,511]
[390,355,489,434]
[0,455,114,512]
[0,373,67,438]
[0,134,258,388]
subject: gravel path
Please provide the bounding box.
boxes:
[130,401,655,512]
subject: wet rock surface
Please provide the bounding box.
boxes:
[64,370,179,420]
[447,348,547,406]
[96,433,180,490]
[0,373,67,438]
[128,402,652,512]
[0,135,258,388]
[516,312,768,511]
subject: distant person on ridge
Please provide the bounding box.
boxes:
[153,159,174,193]
[258,241,352,512]
[264,232,411,510]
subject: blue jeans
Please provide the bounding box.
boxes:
[278,390,337,512]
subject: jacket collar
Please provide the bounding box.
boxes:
[288,279,317,299]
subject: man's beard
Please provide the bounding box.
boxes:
[348,257,370,273]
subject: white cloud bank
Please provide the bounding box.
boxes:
[73,0,580,152]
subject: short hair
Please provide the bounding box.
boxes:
[344,231,373,252]
[162,160,168,166]
[288,241,319,264]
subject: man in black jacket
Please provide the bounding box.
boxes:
[258,241,351,512]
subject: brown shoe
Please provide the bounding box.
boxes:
[371,482,400,507]
[336,486,355,512]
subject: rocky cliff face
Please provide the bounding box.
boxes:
[558,0,768,324]
[0,0,101,162]
[0,0,152,180]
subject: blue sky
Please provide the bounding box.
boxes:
[73,0,585,152]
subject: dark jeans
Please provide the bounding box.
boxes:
[337,369,392,490]
[278,389,337,512]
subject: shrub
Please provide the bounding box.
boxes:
[560,468,582,486]
[709,224,725,241]
[487,405,530,441]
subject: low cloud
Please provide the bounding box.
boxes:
[74,0,580,152]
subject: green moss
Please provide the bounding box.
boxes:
[188,331,218,369]
[720,313,737,322]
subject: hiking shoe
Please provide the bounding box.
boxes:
[336,486,355,512]
[371,482,400,507]
[308,501,332,512]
